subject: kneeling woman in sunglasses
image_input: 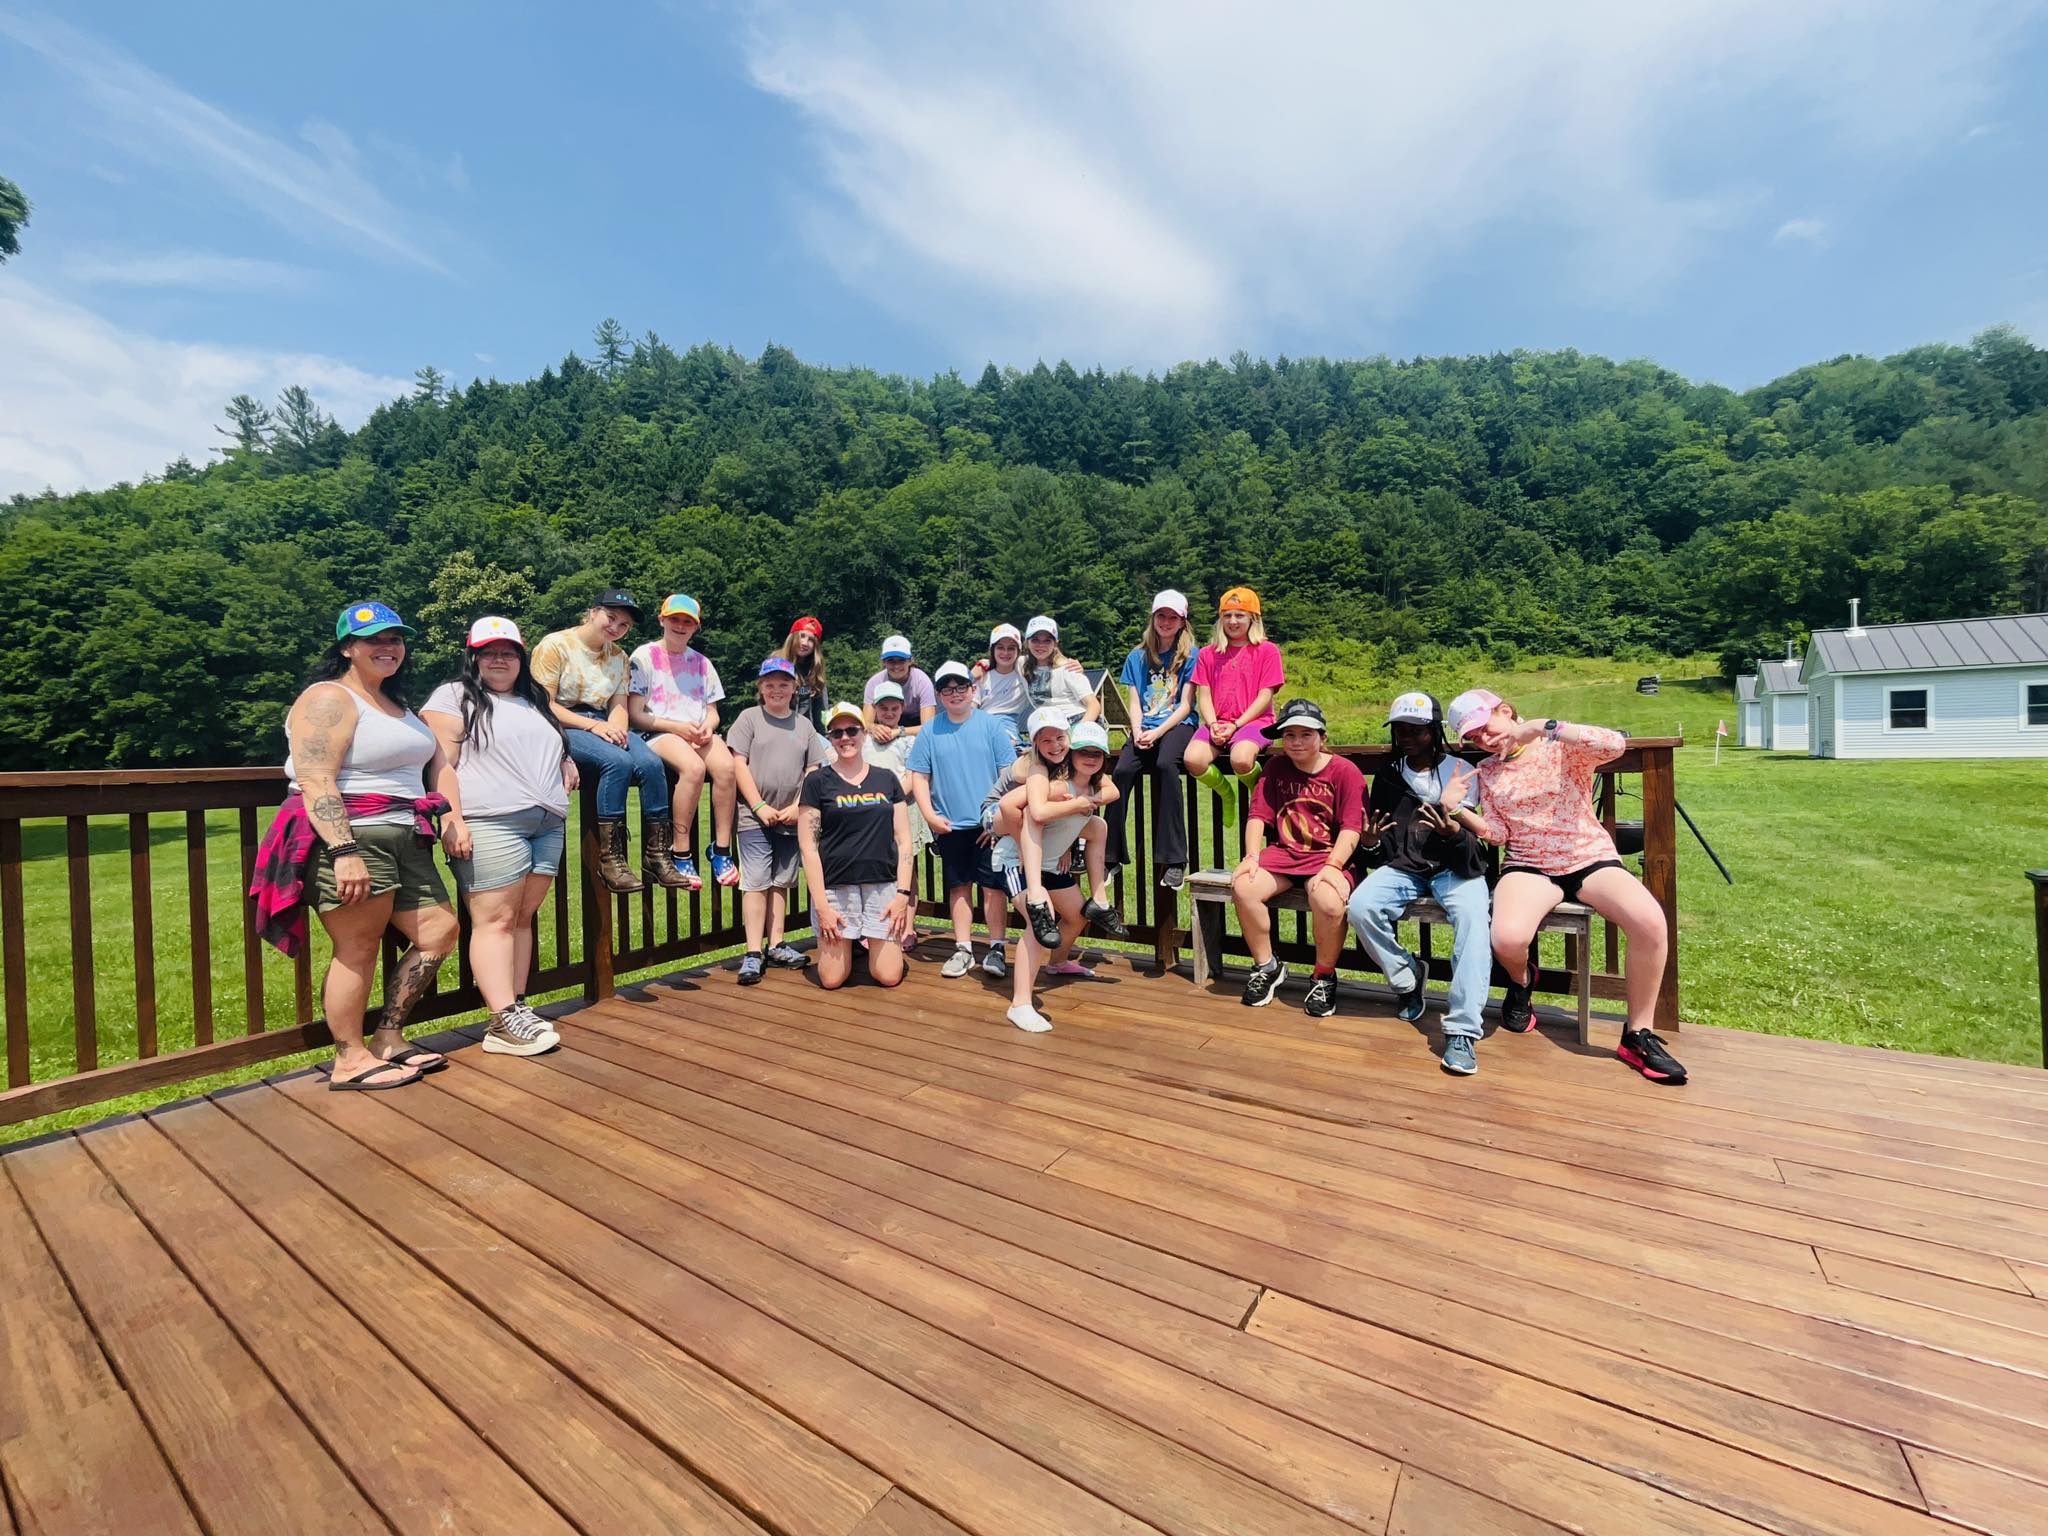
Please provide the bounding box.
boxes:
[798,702,917,990]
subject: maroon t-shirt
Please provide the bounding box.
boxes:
[1250,754,1366,875]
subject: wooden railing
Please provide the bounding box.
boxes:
[0,738,1680,1127]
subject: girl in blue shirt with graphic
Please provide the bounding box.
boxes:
[1104,589,1199,890]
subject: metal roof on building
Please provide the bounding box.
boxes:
[1735,675,1757,703]
[1757,660,1806,694]
[1806,613,2048,676]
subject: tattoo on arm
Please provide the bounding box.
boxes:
[308,794,354,845]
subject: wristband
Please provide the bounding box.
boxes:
[897,886,915,898]
[326,841,361,859]
[753,800,770,815]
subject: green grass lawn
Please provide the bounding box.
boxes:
[5,652,2044,1146]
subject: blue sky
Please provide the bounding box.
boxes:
[4,0,2047,495]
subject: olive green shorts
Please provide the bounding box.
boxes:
[313,821,450,912]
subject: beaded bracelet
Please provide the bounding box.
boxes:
[326,841,362,859]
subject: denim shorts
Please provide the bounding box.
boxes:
[449,807,566,893]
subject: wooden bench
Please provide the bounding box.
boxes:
[1184,868,1596,1044]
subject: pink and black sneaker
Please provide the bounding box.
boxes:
[1499,969,1541,1033]
[1617,1028,1687,1085]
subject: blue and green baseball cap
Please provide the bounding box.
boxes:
[658,593,702,622]
[335,601,414,640]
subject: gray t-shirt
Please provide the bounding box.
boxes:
[421,683,570,820]
[727,706,829,833]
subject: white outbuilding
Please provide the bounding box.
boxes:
[1754,648,1809,752]
[1735,674,1761,748]
[1803,602,2048,759]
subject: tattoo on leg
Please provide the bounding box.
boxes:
[378,946,448,1032]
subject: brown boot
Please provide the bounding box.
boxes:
[594,817,643,893]
[642,814,695,888]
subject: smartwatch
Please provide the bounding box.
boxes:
[1543,719,1562,739]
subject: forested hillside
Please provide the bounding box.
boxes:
[4,326,2046,767]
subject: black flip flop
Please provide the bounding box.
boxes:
[380,1044,448,1074]
[329,1060,420,1093]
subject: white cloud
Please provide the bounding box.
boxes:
[738,0,2042,362]
[0,10,446,272]
[1774,218,1830,246]
[62,249,313,291]
[0,281,409,498]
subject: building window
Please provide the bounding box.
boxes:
[2029,683,2048,727]
[1887,688,1929,730]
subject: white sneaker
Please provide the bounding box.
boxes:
[1006,1004,1053,1033]
[483,1007,557,1056]
[940,947,975,978]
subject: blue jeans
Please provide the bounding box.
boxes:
[565,726,667,820]
[1347,865,1492,1039]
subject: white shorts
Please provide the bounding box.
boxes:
[825,882,899,941]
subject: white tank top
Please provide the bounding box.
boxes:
[286,684,436,825]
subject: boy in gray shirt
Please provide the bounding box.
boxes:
[728,657,829,983]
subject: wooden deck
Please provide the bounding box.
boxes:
[5,951,2048,1536]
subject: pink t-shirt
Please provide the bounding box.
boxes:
[1474,727,1626,875]
[1192,641,1285,732]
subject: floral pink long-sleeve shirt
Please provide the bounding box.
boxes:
[1473,726,1626,874]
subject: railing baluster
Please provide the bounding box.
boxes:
[238,807,264,1035]
[1,819,27,1087]
[293,941,313,1025]
[186,810,213,1046]
[129,813,158,1059]
[67,816,96,1073]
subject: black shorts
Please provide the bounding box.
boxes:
[931,826,1004,893]
[1500,859,1623,905]
[1002,865,1078,899]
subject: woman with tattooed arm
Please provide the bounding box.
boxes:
[284,602,462,1089]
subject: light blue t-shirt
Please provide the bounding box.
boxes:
[1118,646,1198,731]
[904,710,1015,824]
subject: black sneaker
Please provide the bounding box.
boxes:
[1026,899,1063,949]
[1303,975,1337,1018]
[1082,899,1131,940]
[1241,958,1286,1008]
[1395,970,1428,1024]
[1500,969,1540,1033]
[1618,1029,1687,1085]
[1160,864,1185,890]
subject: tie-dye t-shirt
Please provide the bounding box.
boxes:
[629,642,725,725]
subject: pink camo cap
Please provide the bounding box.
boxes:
[1448,688,1504,737]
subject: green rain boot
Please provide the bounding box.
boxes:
[1196,764,1234,809]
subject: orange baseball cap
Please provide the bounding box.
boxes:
[1218,586,1262,615]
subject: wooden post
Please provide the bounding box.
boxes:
[578,785,614,1003]
[2030,871,2048,1069]
[1639,744,1681,1032]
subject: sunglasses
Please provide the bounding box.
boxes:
[827,725,865,739]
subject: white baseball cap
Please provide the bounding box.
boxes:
[870,679,906,703]
[1069,719,1110,754]
[1386,691,1441,726]
[989,622,1022,647]
[880,634,913,660]
[466,615,525,649]
[1024,615,1059,640]
[1150,589,1189,619]
[932,660,975,686]
[1025,706,1071,740]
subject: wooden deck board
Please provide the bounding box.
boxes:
[10,950,2048,1535]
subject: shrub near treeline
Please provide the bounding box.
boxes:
[2,327,2045,767]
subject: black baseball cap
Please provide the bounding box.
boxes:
[1274,698,1328,733]
[593,587,642,620]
